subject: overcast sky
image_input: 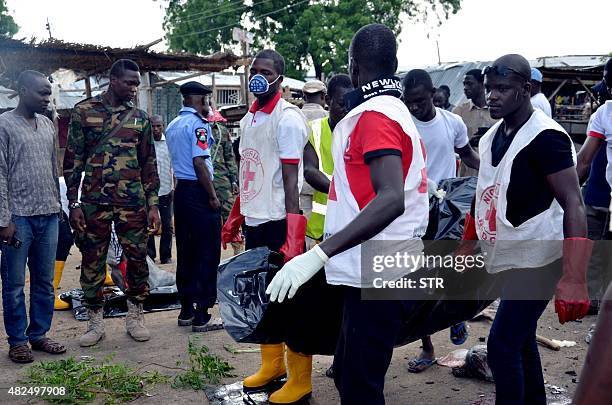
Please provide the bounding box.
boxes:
[6,0,611,72]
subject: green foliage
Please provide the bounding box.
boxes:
[25,356,168,404]
[0,0,18,37]
[163,0,245,55]
[162,0,462,79]
[172,337,235,389]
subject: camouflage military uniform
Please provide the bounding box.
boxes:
[63,93,159,307]
[211,122,238,222]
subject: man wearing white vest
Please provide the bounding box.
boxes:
[267,24,430,404]
[221,49,311,405]
[402,68,479,373]
[304,74,353,246]
[463,54,592,405]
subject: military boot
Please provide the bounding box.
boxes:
[79,308,105,347]
[126,300,150,342]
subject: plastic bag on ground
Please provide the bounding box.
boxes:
[437,348,469,368]
[452,344,494,382]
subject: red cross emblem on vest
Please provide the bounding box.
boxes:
[240,148,264,202]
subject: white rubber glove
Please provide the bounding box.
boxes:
[427,179,445,202]
[266,244,329,303]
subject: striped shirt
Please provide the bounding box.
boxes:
[0,110,60,227]
[154,136,174,196]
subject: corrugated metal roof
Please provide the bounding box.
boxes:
[421,62,490,107]
[0,87,17,109]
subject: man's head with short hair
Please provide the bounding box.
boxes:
[433,88,449,109]
[463,68,485,101]
[16,70,52,115]
[604,58,612,92]
[108,59,141,103]
[325,74,354,126]
[402,69,435,122]
[254,49,285,76]
[151,114,164,141]
[438,85,451,98]
[348,24,398,88]
[484,54,533,120]
[249,49,285,99]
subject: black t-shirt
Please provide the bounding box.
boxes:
[491,125,574,227]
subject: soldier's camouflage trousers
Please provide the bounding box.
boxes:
[213,177,236,222]
[77,203,149,307]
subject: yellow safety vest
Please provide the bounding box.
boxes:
[306,117,334,240]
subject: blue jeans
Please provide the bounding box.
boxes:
[1,215,58,347]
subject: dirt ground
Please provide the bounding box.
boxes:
[0,239,594,405]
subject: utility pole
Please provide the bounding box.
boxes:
[436,40,441,65]
[46,18,53,40]
[233,27,254,107]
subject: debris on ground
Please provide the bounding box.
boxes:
[206,381,278,405]
[437,349,469,368]
[223,345,261,354]
[452,345,494,383]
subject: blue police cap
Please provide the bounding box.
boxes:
[179,81,212,96]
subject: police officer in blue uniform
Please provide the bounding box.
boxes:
[165,81,221,332]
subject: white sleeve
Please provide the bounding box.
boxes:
[588,105,607,139]
[450,112,469,148]
[277,109,309,161]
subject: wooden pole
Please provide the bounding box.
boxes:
[211,73,216,106]
[242,41,249,107]
[145,72,153,115]
[547,79,568,102]
[575,76,597,102]
[84,76,92,98]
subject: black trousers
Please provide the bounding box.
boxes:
[56,211,74,262]
[147,192,173,262]
[586,205,612,306]
[244,219,287,252]
[174,181,221,309]
[333,287,418,405]
[487,262,561,405]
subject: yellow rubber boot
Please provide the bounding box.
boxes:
[104,265,115,286]
[53,261,70,310]
[243,343,287,392]
[268,347,312,404]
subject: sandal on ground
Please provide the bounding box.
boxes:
[450,322,469,345]
[30,338,66,354]
[407,357,436,373]
[9,344,34,363]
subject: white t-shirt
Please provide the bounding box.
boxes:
[531,93,552,117]
[243,107,309,226]
[412,107,469,183]
[587,100,612,189]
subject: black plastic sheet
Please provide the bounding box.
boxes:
[217,247,343,354]
[60,286,180,321]
[425,176,477,241]
[217,177,495,353]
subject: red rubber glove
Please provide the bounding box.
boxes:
[221,196,244,250]
[555,237,593,324]
[454,213,478,262]
[462,212,477,241]
[279,213,307,263]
